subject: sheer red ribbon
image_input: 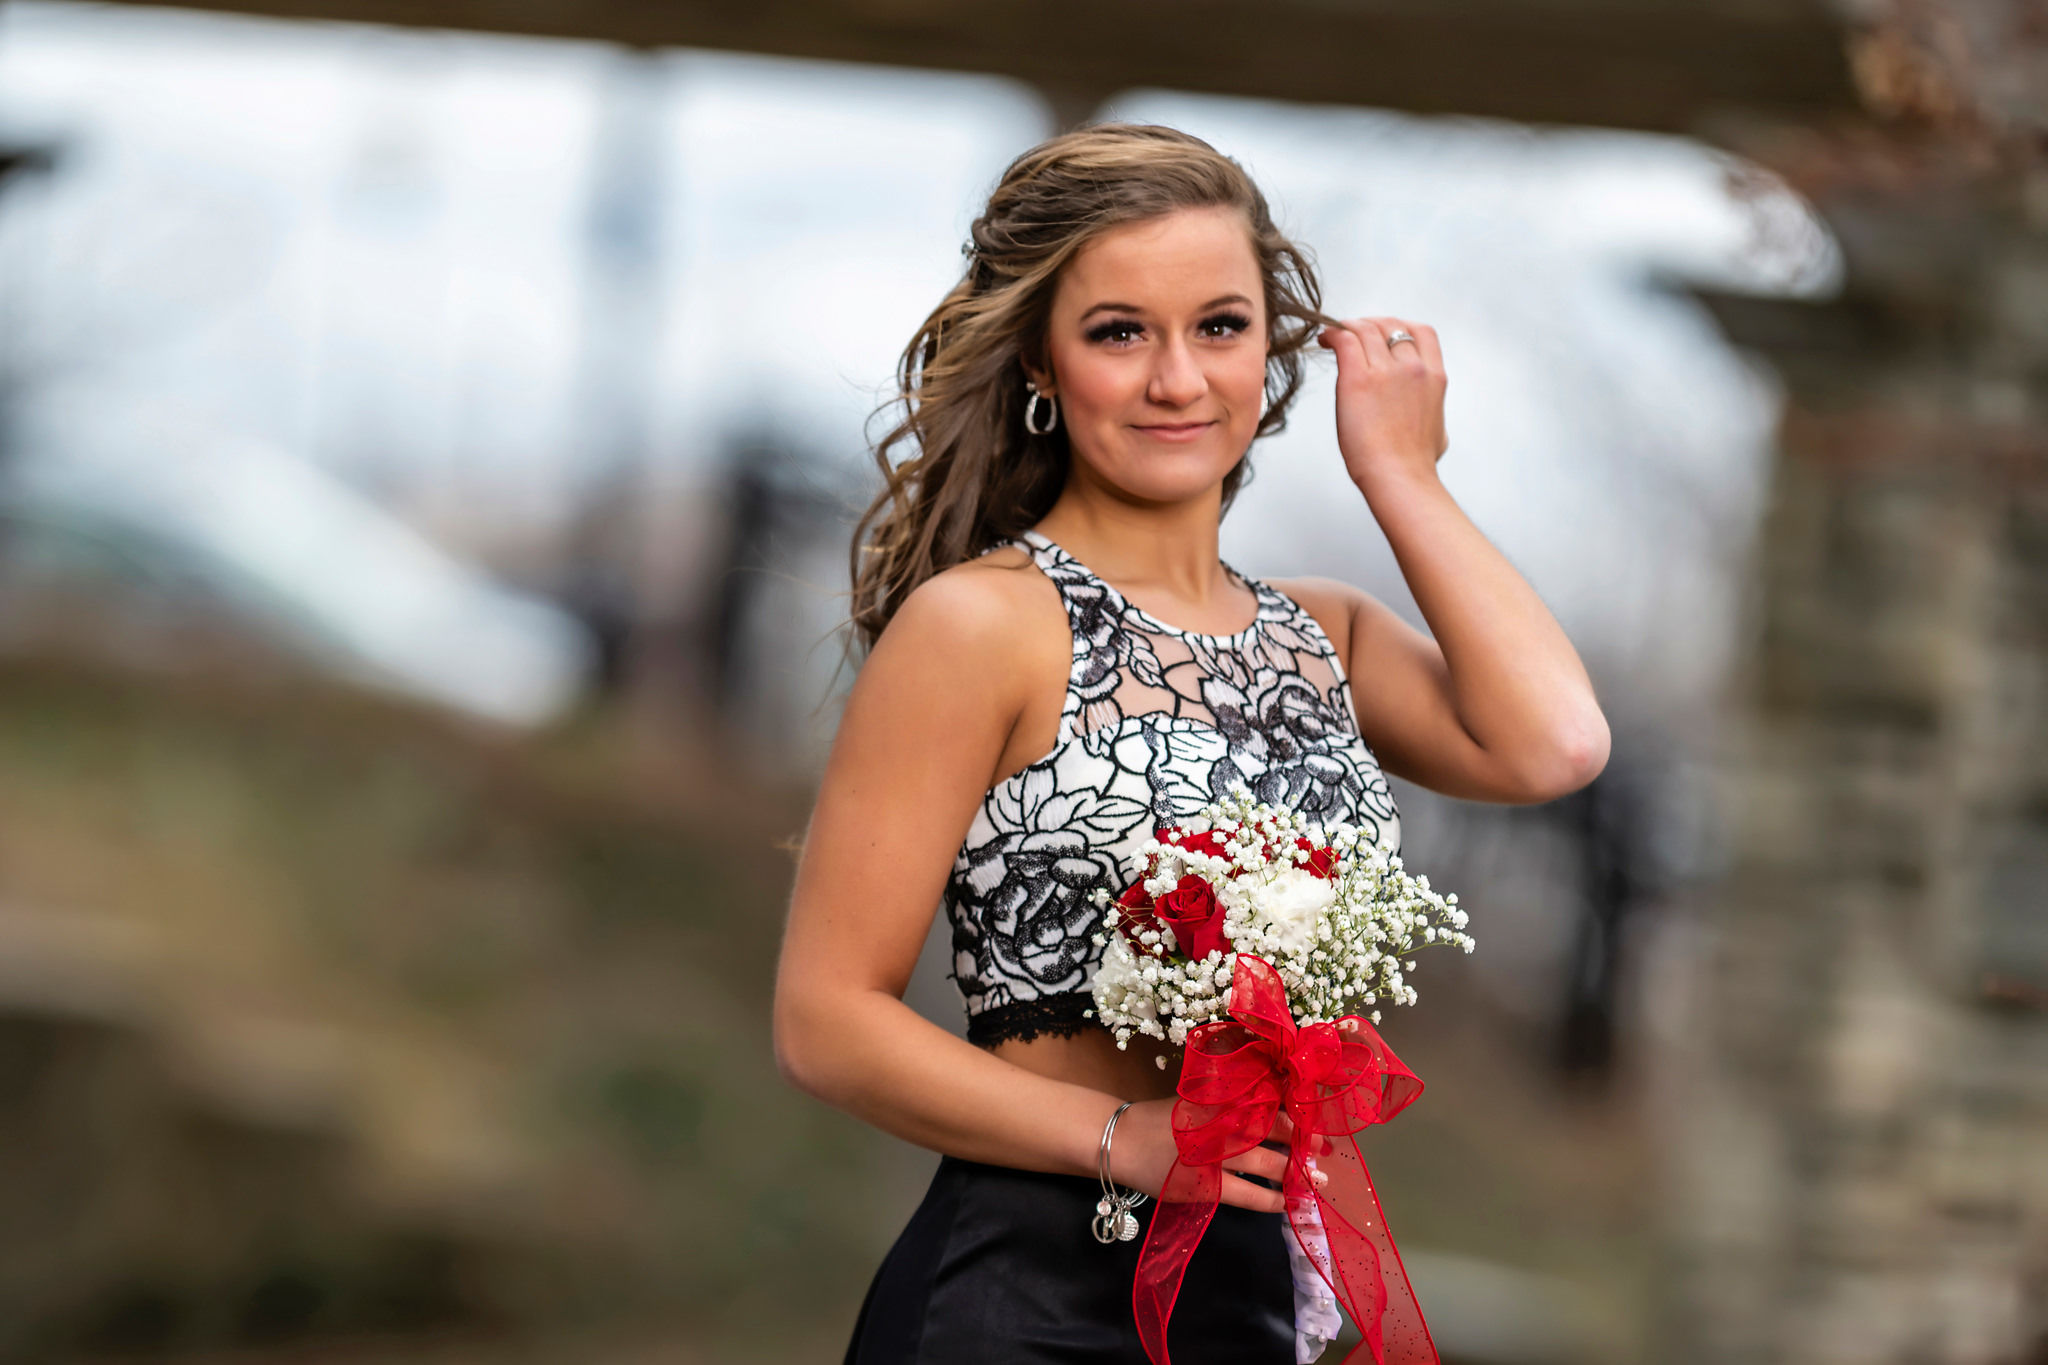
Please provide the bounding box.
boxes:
[1132,954,1440,1365]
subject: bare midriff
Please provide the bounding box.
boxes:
[987,1027,1183,1103]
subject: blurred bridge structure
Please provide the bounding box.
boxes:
[72,0,1869,137]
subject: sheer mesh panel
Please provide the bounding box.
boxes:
[943,529,1402,1047]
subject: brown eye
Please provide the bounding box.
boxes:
[1200,311,1253,338]
[1087,320,1143,345]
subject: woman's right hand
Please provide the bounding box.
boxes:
[1108,1099,1328,1215]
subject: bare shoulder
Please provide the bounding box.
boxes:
[849,543,1067,759]
[874,541,1060,669]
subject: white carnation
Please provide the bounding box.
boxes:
[1247,865,1334,958]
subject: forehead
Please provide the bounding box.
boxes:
[1055,206,1261,311]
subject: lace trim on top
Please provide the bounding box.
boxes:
[964,993,1096,1047]
[944,528,1402,1047]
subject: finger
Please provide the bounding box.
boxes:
[1318,321,1371,372]
[1385,318,1435,377]
[1263,1120,1333,1165]
[1367,316,1422,365]
[1350,317,1392,368]
[1278,1119,1326,1159]
[1224,1144,1288,1187]
[1219,1171,1288,1216]
[1405,320,1445,374]
[1281,1146,1333,1188]
[1232,1142,1335,1193]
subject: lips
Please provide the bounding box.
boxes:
[1134,421,1216,442]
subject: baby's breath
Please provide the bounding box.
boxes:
[1090,780,1475,1046]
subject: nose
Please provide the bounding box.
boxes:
[1146,335,1208,409]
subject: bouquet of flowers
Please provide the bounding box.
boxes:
[1086,782,1474,1365]
[1087,783,1473,1054]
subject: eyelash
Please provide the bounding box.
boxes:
[1085,310,1255,346]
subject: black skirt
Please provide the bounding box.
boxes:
[844,1155,1296,1365]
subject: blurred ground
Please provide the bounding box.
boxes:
[0,639,1669,1365]
[0,644,882,1359]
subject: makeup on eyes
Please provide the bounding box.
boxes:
[1083,310,1254,345]
[1085,318,1141,344]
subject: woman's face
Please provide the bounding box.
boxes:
[1030,205,1269,504]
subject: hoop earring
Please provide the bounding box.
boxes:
[1024,380,1060,436]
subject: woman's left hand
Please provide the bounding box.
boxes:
[1316,316,1448,491]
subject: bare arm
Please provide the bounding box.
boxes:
[1307,317,1610,804]
[773,567,1293,1207]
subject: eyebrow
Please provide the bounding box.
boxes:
[1078,293,1254,321]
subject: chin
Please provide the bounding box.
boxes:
[1131,440,1225,463]
[1120,463,1243,504]
[1137,440,1245,480]
[1077,430,1248,495]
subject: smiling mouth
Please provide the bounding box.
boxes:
[1134,421,1216,438]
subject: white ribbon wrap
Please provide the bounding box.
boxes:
[1287,1156,1343,1363]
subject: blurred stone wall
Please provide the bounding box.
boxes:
[1669,2,2048,1359]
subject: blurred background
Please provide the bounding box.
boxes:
[0,0,2042,1361]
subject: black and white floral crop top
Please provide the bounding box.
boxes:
[947,528,1403,1047]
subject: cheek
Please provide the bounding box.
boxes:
[1221,351,1268,411]
[1057,352,1147,417]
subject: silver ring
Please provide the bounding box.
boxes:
[1387,328,1417,348]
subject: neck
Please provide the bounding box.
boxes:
[1034,484,1236,606]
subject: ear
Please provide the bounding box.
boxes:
[1019,347,1055,396]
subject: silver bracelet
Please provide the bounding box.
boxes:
[1092,1100,1148,1244]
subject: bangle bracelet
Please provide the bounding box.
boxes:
[1092,1100,1148,1244]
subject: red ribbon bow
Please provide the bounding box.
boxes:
[1133,954,1440,1365]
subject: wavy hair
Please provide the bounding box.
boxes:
[844,122,1337,655]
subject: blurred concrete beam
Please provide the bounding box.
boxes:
[0,141,59,190]
[90,0,1862,136]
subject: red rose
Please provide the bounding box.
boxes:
[1156,874,1229,962]
[1113,878,1166,956]
[1294,835,1340,879]
[1255,832,1338,878]
[1159,825,1232,862]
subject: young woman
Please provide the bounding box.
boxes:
[774,123,1609,1364]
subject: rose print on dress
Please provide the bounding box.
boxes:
[944,530,1404,1045]
[1203,667,1366,828]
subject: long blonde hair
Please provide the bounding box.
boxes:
[845,122,1336,654]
